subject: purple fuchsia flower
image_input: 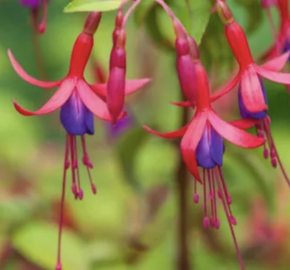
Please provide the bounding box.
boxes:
[144,26,265,269]
[8,12,150,270]
[20,0,48,34]
[212,0,290,113]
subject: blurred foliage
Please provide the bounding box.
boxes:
[0,0,289,270]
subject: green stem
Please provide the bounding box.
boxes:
[176,106,191,270]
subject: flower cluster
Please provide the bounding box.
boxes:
[11,0,290,269]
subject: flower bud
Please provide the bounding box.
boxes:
[216,0,234,25]
[175,36,197,106]
[107,30,127,124]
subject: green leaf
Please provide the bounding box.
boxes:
[116,127,149,190]
[12,222,89,270]
[64,0,123,13]
[172,0,212,44]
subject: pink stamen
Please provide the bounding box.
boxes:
[203,169,208,227]
[218,168,236,225]
[81,136,97,195]
[193,179,199,203]
[215,170,245,270]
[55,134,70,270]
[69,135,78,198]
[261,117,290,188]
[73,136,83,200]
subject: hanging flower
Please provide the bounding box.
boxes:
[8,12,149,270]
[212,0,290,113]
[144,41,265,269]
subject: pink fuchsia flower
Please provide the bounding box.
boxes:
[20,0,48,34]
[144,50,265,270]
[212,0,290,113]
[8,12,148,270]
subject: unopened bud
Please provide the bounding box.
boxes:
[83,12,102,35]
[216,0,234,25]
[107,44,127,124]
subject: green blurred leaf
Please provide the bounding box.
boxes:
[172,0,212,44]
[64,0,122,13]
[116,127,149,190]
[12,222,89,270]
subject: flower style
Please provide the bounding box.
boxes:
[20,0,49,34]
[8,12,149,270]
[212,0,290,113]
[144,36,265,269]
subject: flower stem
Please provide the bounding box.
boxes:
[176,106,191,270]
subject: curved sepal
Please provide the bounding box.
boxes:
[91,78,151,97]
[143,125,188,139]
[13,78,75,116]
[8,49,61,88]
[208,110,265,148]
[256,64,290,84]
[170,101,191,107]
[181,111,208,182]
[261,52,289,72]
[230,119,259,130]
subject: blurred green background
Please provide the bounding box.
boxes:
[0,0,290,269]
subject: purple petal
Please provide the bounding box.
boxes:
[196,126,224,169]
[107,112,133,138]
[60,91,94,136]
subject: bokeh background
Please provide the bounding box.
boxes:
[0,0,290,269]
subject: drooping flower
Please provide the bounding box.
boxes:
[212,0,290,113]
[144,37,265,269]
[20,0,48,34]
[8,12,149,270]
[238,78,290,187]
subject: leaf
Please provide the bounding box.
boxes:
[12,222,89,270]
[64,0,123,13]
[172,0,212,44]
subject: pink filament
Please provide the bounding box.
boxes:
[215,169,245,270]
[56,134,70,270]
[261,117,290,188]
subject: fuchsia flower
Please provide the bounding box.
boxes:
[144,30,265,269]
[20,0,48,34]
[213,0,290,188]
[212,0,290,114]
[8,12,149,270]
